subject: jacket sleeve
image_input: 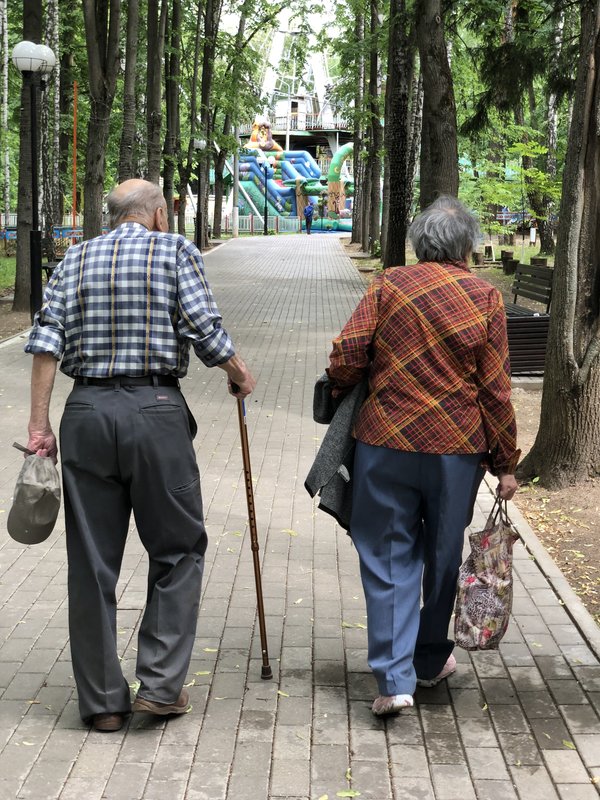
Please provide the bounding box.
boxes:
[476,289,521,475]
[326,274,383,394]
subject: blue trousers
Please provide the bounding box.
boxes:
[350,443,484,696]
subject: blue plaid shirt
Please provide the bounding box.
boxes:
[26,223,235,377]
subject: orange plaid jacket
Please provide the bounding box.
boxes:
[327,261,520,475]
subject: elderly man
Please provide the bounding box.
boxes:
[326,196,519,716]
[24,179,256,732]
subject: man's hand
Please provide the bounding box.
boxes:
[497,473,518,501]
[228,374,256,399]
[220,354,256,399]
[27,428,58,463]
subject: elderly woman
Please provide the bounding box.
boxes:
[327,196,519,715]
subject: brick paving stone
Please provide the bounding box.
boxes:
[456,716,499,748]
[58,777,105,800]
[143,780,186,800]
[543,750,593,783]
[311,743,350,797]
[186,763,229,800]
[350,759,393,798]
[313,712,348,746]
[430,764,477,800]
[573,734,600,767]
[572,667,600,692]
[449,688,486,717]
[391,776,437,800]
[560,705,600,733]
[465,746,510,779]
[103,762,152,799]
[510,765,561,800]
[389,744,430,777]
[548,680,590,705]
[426,734,466,764]
[500,642,537,667]
[473,780,520,800]
[2,234,600,800]
[556,786,600,800]
[497,731,544,765]
[530,716,576,750]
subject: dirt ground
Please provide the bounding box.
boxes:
[3,257,599,626]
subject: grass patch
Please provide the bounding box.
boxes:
[0,256,16,292]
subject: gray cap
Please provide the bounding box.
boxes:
[7,455,61,545]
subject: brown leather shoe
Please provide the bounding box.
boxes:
[132,688,190,716]
[92,713,125,732]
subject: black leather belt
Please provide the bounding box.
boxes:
[74,375,179,387]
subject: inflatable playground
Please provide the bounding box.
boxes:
[239,117,354,232]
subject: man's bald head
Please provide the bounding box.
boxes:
[106,180,167,230]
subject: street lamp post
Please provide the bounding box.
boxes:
[194,137,207,251]
[12,41,56,321]
[263,160,269,236]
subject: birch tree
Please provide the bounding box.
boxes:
[0,0,9,228]
[163,0,181,230]
[517,0,600,487]
[41,0,60,260]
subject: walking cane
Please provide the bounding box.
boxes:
[234,393,273,679]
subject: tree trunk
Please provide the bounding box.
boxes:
[118,0,140,182]
[538,11,565,256]
[1,0,10,229]
[58,51,74,220]
[82,0,121,238]
[41,0,60,261]
[407,69,423,208]
[14,0,42,312]
[361,4,371,253]
[197,0,224,248]
[163,0,181,230]
[368,0,382,253]
[382,0,415,268]
[146,0,167,184]
[517,0,600,487]
[350,9,365,245]
[212,148,226,238]
[415,0,459,208]
[176,0,204,237]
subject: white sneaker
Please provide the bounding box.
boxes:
[416,654,457,687]
[371,694,414,716]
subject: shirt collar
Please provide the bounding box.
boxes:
[112,221,151,236]
[420,259,470,273]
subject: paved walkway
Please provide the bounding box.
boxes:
[0,234,599,800]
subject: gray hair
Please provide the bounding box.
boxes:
[106,183,165,229]
[408,196,480,262]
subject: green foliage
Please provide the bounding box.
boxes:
[0,256,16,292]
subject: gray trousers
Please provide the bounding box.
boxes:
[59,382,207,722]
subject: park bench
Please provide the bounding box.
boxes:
[504,262,554,375]
[43,262,59,280]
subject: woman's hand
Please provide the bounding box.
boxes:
[497,473,518,501]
